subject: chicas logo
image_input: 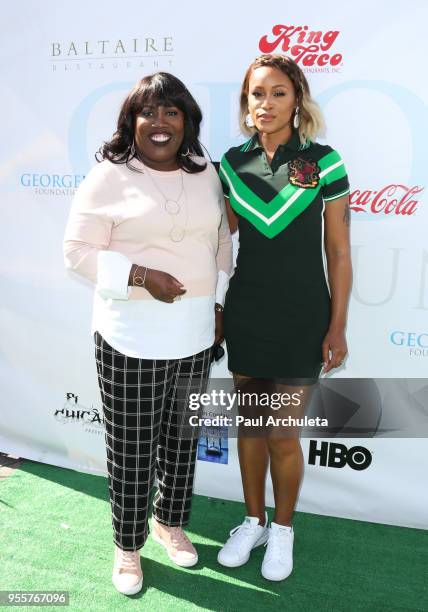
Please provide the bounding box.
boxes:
[350,185,424,216]
[259,25,342,68]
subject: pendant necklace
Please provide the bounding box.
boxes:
[141,162,188,243]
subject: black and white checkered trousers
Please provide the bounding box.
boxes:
[94,331,212,551]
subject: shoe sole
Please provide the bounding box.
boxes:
[112,576,143,595]
[261,566,293,581]
[217,530,269,568]
[151,531,198,567]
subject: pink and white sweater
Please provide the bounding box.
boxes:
[63,156,233,359]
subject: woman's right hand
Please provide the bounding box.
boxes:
[144,268,186,303]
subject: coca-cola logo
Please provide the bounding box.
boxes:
[259,25,342,70]
[350,185,424,216]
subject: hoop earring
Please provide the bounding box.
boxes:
[129,140,136,158]
[245,113,255,128]
[293,106,300,129]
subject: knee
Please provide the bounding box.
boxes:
[267,437,301,459]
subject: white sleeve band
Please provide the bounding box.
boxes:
[96,251,133,300]
[215,270,230,307]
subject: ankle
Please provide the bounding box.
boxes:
[248,513,266,526]
[152,516,165,529]
[272,518,292,527]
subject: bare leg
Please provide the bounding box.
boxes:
[266,384,313,526]
[234,373,269,526]
[268,438,303,526]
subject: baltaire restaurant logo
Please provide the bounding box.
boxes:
[50,36,174,72]
[259,25,343,73]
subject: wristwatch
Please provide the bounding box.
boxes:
[214,303,224,313]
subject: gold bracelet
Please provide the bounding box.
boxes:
[214,303,224,312]
[132,266,147,287]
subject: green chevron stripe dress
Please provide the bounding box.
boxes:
[219,130,350,381]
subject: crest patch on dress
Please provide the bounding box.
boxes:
[288,158,320,189]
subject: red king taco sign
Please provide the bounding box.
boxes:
[259,25,342,69]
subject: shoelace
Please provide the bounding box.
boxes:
[226,522,259,550]
[118,549,140,572]
[264,530,290,561]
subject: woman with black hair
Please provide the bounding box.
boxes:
[63,72,232,595]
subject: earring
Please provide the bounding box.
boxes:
[293,106,300,129]
[181,147,192,157]
[245,113,255,128]
[129,140,136,158]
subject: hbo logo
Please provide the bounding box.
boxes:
[308,441,372,471]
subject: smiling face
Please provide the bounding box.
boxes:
[134,98,185,171]
[247,66,297,140]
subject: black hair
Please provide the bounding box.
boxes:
[96,72,207,173]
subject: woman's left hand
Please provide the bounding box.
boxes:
[214,309,224,345]
[322,327,348,373]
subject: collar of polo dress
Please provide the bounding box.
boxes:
[240,129,310,154]
[219,129,331,239]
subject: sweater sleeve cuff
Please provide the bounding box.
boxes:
[96,251,132,300]
[215,270,229,307]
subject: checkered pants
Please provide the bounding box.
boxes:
[94,331,212,551]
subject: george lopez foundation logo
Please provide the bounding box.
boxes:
[390,331,428,357]
[50,36,174,73]
[20,172,85,197]
[259,25,343,73]
[350,185,424,216]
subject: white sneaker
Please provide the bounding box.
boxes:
[217,512,268,568]
[261,521,294,581]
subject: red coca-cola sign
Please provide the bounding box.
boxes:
[350,185,423,215]
[259,25,342,68]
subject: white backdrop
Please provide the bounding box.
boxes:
[1,0,427,529]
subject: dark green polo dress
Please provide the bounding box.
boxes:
[219,130,350,382]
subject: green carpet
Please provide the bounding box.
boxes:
[0,460,427,612]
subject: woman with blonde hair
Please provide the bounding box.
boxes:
[217,54,351,581]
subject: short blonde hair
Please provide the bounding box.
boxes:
[239,54,325,144]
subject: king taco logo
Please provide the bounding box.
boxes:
[350,185,423,216]
[390,331,428,357]
[259,25,343,73]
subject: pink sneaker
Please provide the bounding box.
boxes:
[112,545,143,595]
[151,517,198,567]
